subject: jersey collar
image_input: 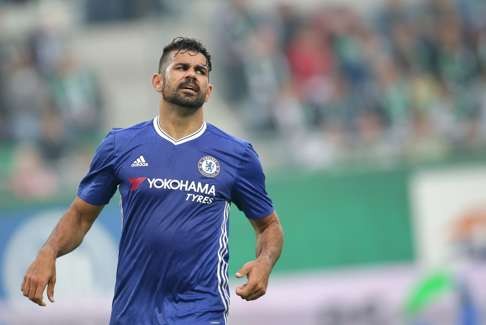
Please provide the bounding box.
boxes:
[153,116,207,145]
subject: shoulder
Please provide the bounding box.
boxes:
[205,123,253,154]
[109,119,153,136]
[107,119,153,144]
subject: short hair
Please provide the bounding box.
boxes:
[158,37,212,73]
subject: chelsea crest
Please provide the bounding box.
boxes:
[198,155,220,177]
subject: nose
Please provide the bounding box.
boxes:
[180,74,199,90]
[185,74,197,81]
[183,74,198,84]
[185,67,198,78]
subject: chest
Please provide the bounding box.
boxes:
[116,144,236,202]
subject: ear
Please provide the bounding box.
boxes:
[152,73,163,92]
[205,83,214,102]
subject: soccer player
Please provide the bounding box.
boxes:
[21,37,284,324]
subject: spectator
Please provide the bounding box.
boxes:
[0,24,105,200]
[241,22,292,134]
[213,0,259,104]
[49,51,104,145]
[214,0,486,167]
[287,23,334,127]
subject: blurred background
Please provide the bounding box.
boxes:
[0,0,486,324]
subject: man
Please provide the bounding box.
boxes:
[21,37,284,325]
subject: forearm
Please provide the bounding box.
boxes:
[41,198,101,258]
[255,218,284,268]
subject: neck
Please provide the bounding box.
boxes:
[158,100,204,141]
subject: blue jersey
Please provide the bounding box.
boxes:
[77,116,274,325]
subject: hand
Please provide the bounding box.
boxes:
[21,247,57,306]
[235,257,273,301]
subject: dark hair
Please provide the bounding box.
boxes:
[158,37,212,73]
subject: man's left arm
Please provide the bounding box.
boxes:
[235,211,284,301]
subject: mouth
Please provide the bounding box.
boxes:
[179,83,200,93]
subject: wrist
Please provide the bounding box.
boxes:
[256,254,274,268]
[39,245,58,259]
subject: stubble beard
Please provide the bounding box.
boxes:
[162,82,206,114]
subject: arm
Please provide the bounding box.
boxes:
[235,211,284,301]
[21,196,104,306]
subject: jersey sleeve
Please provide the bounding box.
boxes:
[231,144,274,219]
[77,130,120,205]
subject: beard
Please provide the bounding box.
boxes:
[162,79,206,112]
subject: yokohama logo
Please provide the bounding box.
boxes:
[128,177,216,196]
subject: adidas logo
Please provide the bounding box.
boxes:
[131,155,148,167]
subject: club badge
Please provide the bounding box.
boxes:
[198,155,220,177]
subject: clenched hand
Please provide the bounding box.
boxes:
[21,247,56,306]
[235,257,273,301]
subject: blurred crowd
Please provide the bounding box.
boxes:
[214,0,486,167]
[0,26,104,199]
[3,0,486,199]
[0,0,183,201]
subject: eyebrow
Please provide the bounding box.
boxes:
[173,63,208,71]
[174,62,208,70]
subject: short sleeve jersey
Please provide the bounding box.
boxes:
[77,117,274,325]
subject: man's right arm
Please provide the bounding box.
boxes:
[21,196,104,306]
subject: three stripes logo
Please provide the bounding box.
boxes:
[131,155,148,167]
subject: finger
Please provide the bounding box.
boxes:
[21,277,29,296]
[29,296,46,307]
[47,279,55,303]
[236,282,257,298]
[28,279,37,299]
[28,278,46,307]
[239,280,267,300]
[246,289,265,301]
[235,263,252,278]
[33,281,46,306]
[20,276,29,296]
[235,284,247,296]
[21,276,26,292]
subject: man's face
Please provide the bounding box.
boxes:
[155,50,212,111]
